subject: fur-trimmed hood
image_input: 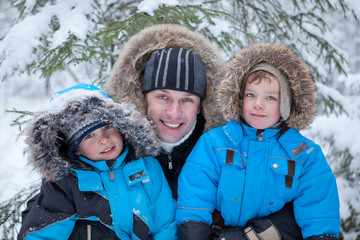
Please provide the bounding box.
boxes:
[217,42,317,130]
[25,84,160,182]
[104,24,226,131]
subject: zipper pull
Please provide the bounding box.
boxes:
[258,131,264,142]
[168,155,173,169]
[110,171,115,181]
[108,160,117,182]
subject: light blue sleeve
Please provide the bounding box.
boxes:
[294,143,340,238]
[175,131,221,226]
[145,157,178,240]
[18,180,78,240]
[23,215,76,240]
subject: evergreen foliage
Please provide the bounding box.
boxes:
[0,0,359,239]
[0,183,40,239]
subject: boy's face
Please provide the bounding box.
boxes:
[75,125,123,161]
[145,89,201,143]
[242,75,281,129]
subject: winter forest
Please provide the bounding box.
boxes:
[0,0,359,239]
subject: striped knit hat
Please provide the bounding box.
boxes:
[49,84,112,159]
[142,48,207,99]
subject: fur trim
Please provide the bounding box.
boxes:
[104,24,226,131]
[217,42,317,130]
[25,96,160,182]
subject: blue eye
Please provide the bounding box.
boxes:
[267,96,277,100]
[245,93,255,97]
[159,95,167,100]
[84,133,94,140]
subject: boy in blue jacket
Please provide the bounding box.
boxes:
[176,43,340,240]
[18,83,177,240]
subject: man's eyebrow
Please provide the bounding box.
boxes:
[157,89,169,94]
[183,94,197,97]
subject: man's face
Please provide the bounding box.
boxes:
[145,89,201,143]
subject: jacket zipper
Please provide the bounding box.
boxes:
[109,162,115,181]
[238,131,264,223]
[258,131,264,142]
[238,159,247,225]
[167,153,173,170]
[109,160,125,181]
[161,150,174,170]
[239,130,262,224]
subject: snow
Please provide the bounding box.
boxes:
[0,73,84,202]
[0,0,95,79]
[137,0,180,15]
[0,82,43,201]
[0,0,360,239]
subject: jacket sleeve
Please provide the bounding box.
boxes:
[18,179,77,240]
[145,157,178,240]
[176,132,220,228]
[293,143,340,238]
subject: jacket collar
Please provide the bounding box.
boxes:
[224,120,281,145]
[77,146,129,172]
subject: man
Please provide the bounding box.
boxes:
[105,24,302,240]
[105,24,225,200]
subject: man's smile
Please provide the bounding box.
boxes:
[162,121,181,129]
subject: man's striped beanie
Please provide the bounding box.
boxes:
[142,47,207,99]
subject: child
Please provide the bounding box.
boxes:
[176,43,340,239]
[18,83,177,240]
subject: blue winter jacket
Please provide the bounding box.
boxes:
[176,120,340,239]
[19,146,177,240]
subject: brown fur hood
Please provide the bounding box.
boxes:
[104,24,226,131]
[217,42,317,130]
[25,86,160,182]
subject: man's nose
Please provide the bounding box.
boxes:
[166,101,181,117]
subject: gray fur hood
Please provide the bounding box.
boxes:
[25,87,160,182]
[217,42,317,130]
[105,24,226,131]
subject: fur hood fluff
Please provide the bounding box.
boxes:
[217,42,317,130]
[105,24,226,131]
[25,88,160,182]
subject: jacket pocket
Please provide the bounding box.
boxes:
[265,157,303,212]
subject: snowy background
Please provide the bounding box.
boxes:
[1,0,359,239]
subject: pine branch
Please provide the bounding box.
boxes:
[6,109,34,133]
[0,183,40,239]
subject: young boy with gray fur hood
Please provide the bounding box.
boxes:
[176,43,340,240]
[18,83,177,240]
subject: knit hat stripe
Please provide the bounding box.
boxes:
[162,48,172,88]
[187,51,195,94]
[154,50,165,88]
[185,50,190,90]
[176,48,183,89]
[142,47,206,99]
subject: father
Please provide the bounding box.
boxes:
[105,24,302,240]
[105,24,225,200]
